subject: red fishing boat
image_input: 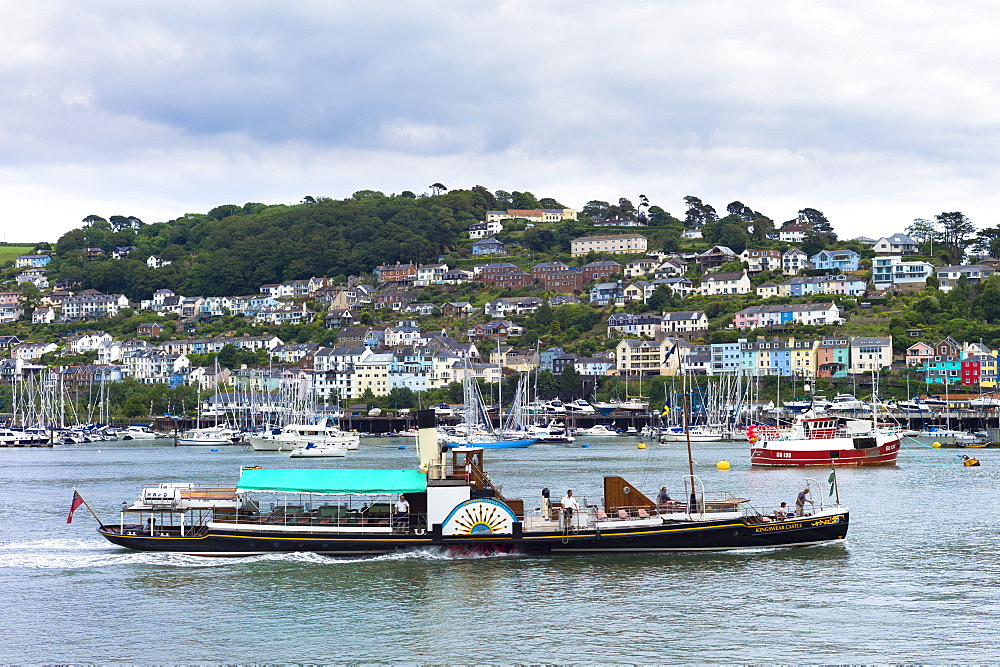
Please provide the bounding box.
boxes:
[748,415,900,467]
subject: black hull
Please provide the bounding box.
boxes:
[98,511,849,556]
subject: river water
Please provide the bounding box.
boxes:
[1,436,998,663]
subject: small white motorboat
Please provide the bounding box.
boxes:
[575,424,620,437]
[564,399,596,415]
[289,442,348,458]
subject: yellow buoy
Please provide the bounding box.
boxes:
[717,460,731,470]
[637,442,647,449]
[932,442,942,448]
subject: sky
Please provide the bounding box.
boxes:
[4,0,1000,242]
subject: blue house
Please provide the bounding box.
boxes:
[15,254,51,268]
[810,249,860,272]
[923,355,962,385]
[471,238,506,256]
[589,282,624,306]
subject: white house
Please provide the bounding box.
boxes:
[0,306,24,324]
[871,256,933,291]
[740,249,783,273]
[849,337,893,374]
[873,233,919,255]
[652,277,696,298]
[778,223,808,243]
[935,265,995,291]
[468,221,503,239]
[782,248,810,275]
[32,307,56,324]
[699,271,751,296]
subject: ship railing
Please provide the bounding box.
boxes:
[522,504,598,531]
[427,461,504,498]
[803,428,851,440]
[214,505,426,533]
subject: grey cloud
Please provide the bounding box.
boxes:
[3,0,1000,239]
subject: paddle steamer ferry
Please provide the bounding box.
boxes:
[95,410,849,556]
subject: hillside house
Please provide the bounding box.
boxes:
[14,254,50,268]
[531,261,570,277]
[778,223,808,243]
[652,277,696,298]
[581,260,622,281]
[849,337,894,374]
[375,263,417,285]
[906,342,934,366]
[570,234,647,257]
[873,233,919,255]
[540,269,587,292]
[625,258,658,277]
[782,248,810,275]
[482,269,533,289]
[741,249,783,273]
[695,246,738,272]
[468,221,503,239]
[589,282,625,306]
[871,256,933,291]
[936,265,995,291]
[468,320,525,342]
[486,208,577,223]
[699,271,751,296]
[471,238,506,256]
[441,302,476,318]
[810,249,860,272]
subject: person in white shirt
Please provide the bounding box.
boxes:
[560,490,579,530]
[395,495,410,528]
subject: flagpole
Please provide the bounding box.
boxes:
[74,488,104,525]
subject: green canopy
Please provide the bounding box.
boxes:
[237,469,427,495]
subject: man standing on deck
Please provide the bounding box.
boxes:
[395,495,410,529]
[560,490,579,530]
[795,488,813,517]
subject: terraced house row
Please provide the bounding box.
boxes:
[614,336,893,378]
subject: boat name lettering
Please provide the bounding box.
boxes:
[754,522,803,532]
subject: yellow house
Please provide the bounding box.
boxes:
[979,351,997,388]
[489,346,539,373]
[790,338,819,378]
[756,282,780,298]
[615,338,683,376]
[352,354,391,397]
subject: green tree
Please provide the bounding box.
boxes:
[936,211,976,264]
[16,282,41,316]
[217,343,240,369]
[536,369,559,399]
[796,208,835,243]
[582,200,610,219]
[683,196,718,227]
[906,218,938,250]
[750,216,775,242]
[559,363,583,399]
[718,222,749,253]
[971,225,1000,258]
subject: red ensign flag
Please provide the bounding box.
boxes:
[66,490,84,524]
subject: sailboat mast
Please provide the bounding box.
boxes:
[683,370,695,482]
